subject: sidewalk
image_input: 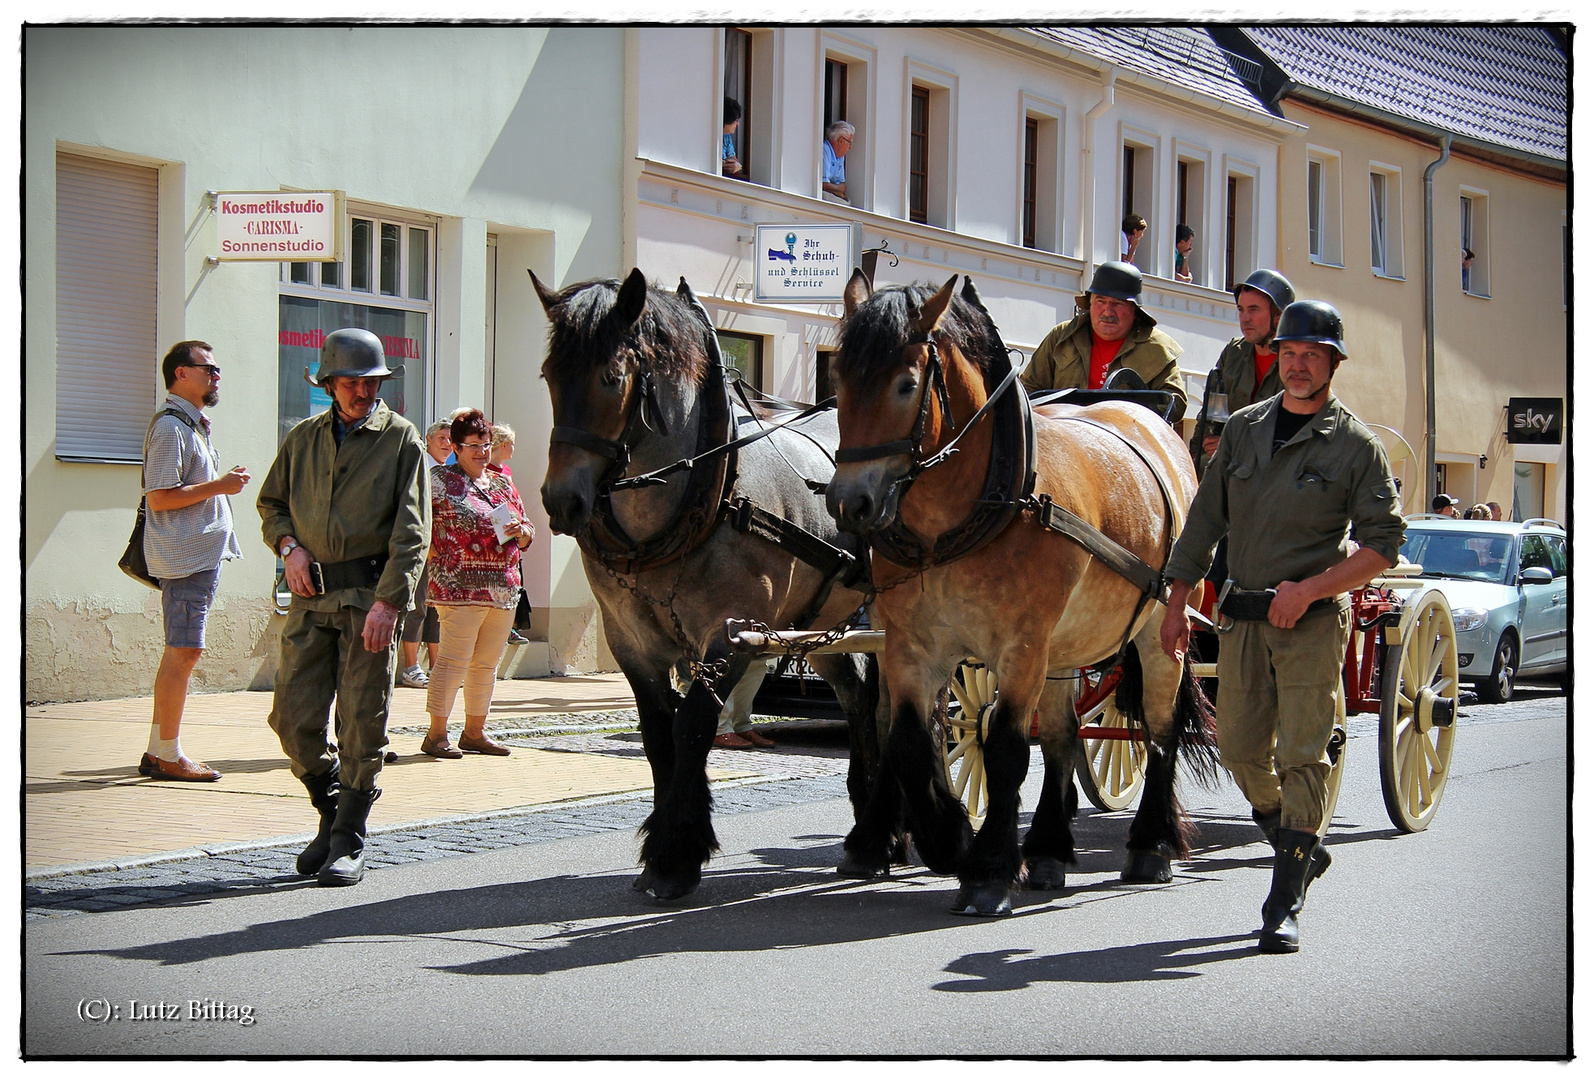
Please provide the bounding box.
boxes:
[23,673,753,876]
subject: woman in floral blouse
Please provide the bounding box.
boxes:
[421,408,534,758]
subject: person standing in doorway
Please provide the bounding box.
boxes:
[138,341,251,782]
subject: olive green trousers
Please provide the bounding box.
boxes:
[268,605,397,791]
[1215,603,1350,834]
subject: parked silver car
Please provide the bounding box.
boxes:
[1397,516,1568,702]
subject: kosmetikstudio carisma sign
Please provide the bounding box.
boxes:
[215,190,343,261]
[753,222,860,303]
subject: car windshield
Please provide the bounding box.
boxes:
[1401,530,1514,585]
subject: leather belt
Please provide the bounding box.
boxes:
[317,555,387,593]
[1218,587,1338,623]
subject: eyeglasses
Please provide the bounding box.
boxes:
[457,440,492,453]
[182,363,222,378]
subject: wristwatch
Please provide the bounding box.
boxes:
[279,538,299,559]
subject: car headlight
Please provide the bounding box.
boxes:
[1450,607,1489,632]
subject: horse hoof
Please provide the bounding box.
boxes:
[837,850,892,880]
[1121,847,1173,884]
[636,866,700,901]
[949,882,1013,917]
[1025,856,1069,891]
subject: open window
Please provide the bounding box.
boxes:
[1460,188,1490,297]
[1307,145,1344,266]
[1369,163,1405,279]
[820,41,870,207]
[723,28,775,187]
[1174,147,1208,284]
[1224,162,1258,292]
[1121,133,1155,270]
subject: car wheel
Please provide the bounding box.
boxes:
[1477,633,1517,704]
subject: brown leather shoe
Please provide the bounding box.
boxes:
[712,732,753,749]
[139,753,221,782]
[458,732,511,756]
[742,728,776,748]
[421,735,463,759]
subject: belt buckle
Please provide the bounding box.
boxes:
[1214,578,1235,634]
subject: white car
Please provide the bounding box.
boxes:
[1397,516,1567,702]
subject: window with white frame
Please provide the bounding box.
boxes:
[1460,189,1490,296]
[1121,134,1154,270]
[55,151,160,463]
[1369,164,1404,278]
[277,209,435,443]
[724,27,776,188]
[1175,150,1207,284]
[1021,98,1062,252]
[1306,146,1343,266]
[906,64,955,229]
[821,42,870,208]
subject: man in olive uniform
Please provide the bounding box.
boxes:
[1159,301,1405,953]
[259,328,431,887]
[1020,260,1187,422]
[1190,268,1296,474]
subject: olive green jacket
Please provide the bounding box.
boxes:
[1020,311,1187,422]
[258,401,431,612]
[1190,337,1283,470]
[1165,391,1405,592]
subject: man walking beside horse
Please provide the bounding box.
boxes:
[1159,300,1405,953]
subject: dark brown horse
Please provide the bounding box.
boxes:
[826,272,1217,916]
[534,268,880,901]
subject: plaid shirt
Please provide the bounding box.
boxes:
[142,395,242,579]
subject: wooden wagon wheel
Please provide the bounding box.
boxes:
[1378,588,1460,832]
[1073,665,1148,812]
[946,660,997,827]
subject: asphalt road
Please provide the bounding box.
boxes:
[24,690,1570,1058]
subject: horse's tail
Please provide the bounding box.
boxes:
[1174,653,1223,788]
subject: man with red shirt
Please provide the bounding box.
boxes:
[1020,260,1187,422]
[1191,269,1296,473]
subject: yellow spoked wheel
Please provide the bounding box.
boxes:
[1378,588,1460,832]
[946,660,997,828]
[1073,666,1147,812]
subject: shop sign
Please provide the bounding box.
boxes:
[216,190,342,261]
[753,222,859,303]
[1505,397,1562,444]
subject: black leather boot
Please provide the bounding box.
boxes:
[1251,807,1331,901]
[318,785,380,887]
[296,768,340,876]
[1259,828,1318,953]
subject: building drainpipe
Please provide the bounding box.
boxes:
[1080,66,1117,282]
[1423,133,1452,510]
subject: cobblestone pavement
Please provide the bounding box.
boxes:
[24,689,1563,920]
[24,714,854,921]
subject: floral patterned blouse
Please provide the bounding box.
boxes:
[426,464,527,608]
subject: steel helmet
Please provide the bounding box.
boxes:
[1233,268,1296,313]
[1272,300,1346,359]
[1079,260,1144,306]
[309,327,404,385]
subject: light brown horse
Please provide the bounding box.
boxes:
[827,272,1217,916]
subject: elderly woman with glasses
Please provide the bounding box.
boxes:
[420,408,534,758]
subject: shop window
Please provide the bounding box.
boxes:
[1512,462,1544,521]
[1460,190,1489,297]
[279,210,434,442]
[815,347,837,403]
[54,152,160,462]
[1369,164,1404,278]
[1307,146,1343,266]
[717,331,764,392]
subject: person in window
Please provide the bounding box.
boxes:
[1019,260,1187,423]
[1462,247,1475,289]
[822,120,854,203]
[420,409,534,760]
[1122,213,1147,262]
[722,97,744,178]
[1174,224,1195,283]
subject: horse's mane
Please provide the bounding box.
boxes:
[834,283,999,389]
[543,277,708,384]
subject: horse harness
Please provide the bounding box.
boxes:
[835,327,1180,658]
[549,283,861,636]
